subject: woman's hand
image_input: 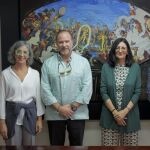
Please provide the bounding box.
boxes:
[112,110,127,126]
[118,108,128,120]
[36,116,43,134]
[0,120,8,140]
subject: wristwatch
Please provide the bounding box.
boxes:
[71,102,78,111]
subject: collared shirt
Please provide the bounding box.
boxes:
[41,51,92,120]
[0,67,45,120]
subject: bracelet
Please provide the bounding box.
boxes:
[111,108,116,113]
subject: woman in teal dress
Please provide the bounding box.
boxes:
[100,38,141,146]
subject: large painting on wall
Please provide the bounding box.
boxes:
[20,0,150,103]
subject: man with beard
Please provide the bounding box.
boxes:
[41,30,92,146]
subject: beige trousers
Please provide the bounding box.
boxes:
[6,124,35,145]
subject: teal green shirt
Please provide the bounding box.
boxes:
[41,52,92,120]
[100,63,141,133]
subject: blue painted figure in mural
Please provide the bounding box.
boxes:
[41,30,92,146]
[100,38,141,146]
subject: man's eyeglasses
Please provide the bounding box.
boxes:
[58,62,72,77]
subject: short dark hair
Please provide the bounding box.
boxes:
[108,37,133,67]
[8,40,33,65]
[56,30,73,41]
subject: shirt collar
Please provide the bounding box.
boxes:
[57,52,72,63]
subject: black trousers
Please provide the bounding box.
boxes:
[47,120,85,146]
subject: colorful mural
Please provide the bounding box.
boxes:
[21,0,150,65]
[21,0,150,101]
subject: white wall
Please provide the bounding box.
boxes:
[0,120,150,145]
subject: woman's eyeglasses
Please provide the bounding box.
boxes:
[58,62,72,77]
[116,46,127,52]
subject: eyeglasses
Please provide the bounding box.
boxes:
[15,49,29,57]
[116,46,127,52]
[58,62,72,77]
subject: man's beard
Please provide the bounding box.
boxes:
[60,48,72,54]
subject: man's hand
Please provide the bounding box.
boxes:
[58,104,74,118]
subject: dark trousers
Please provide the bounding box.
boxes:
[47,120,85,146]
